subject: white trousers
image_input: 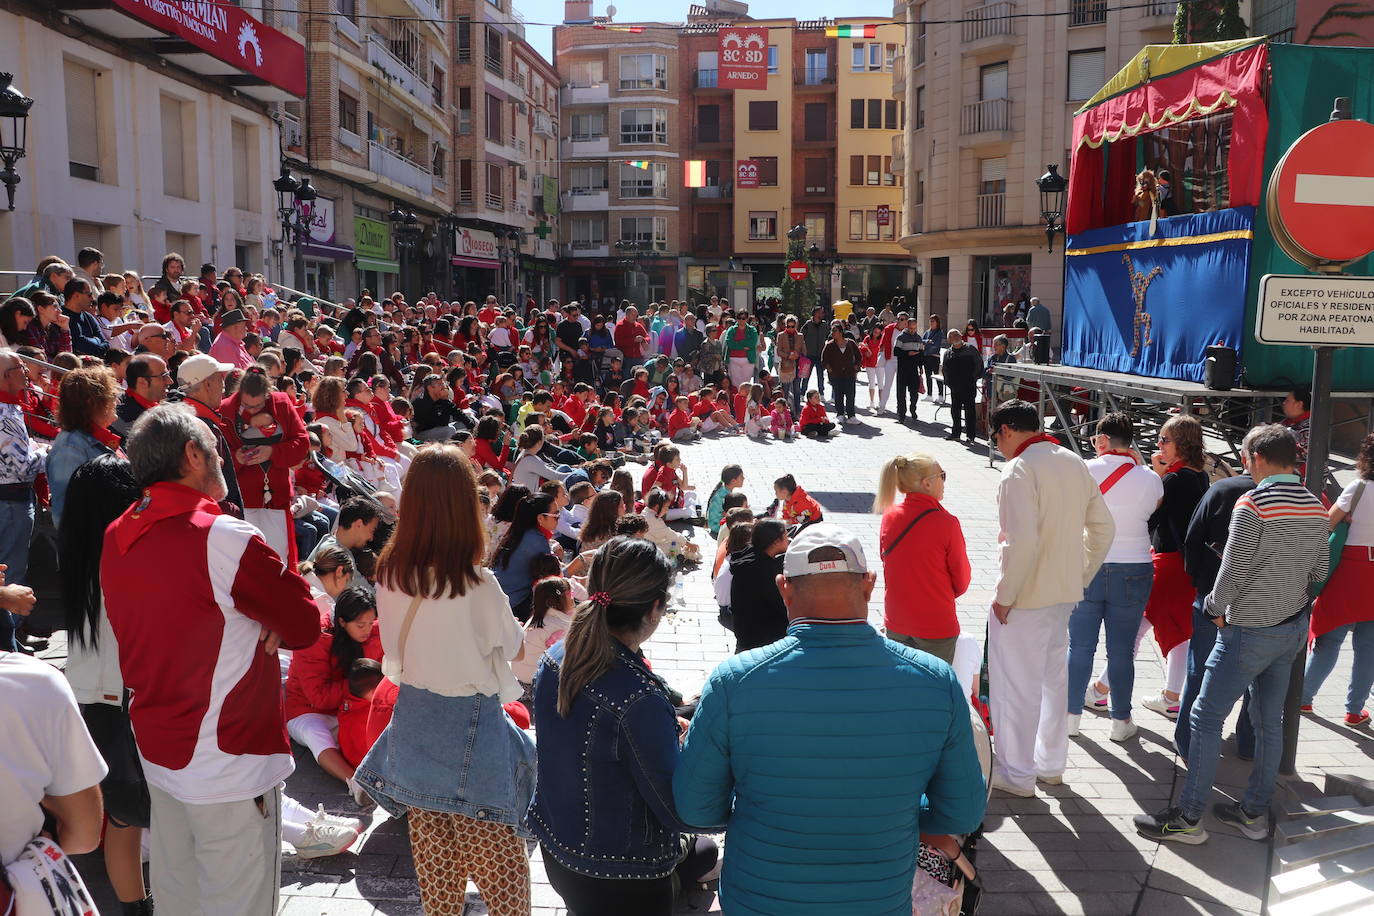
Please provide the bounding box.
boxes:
[728,356,755,388]
[989,602,1074,791]
[149,783,282,916]
[286,712,339,761]
[875,356,897,409]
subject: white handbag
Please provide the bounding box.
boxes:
[3,836,100,915]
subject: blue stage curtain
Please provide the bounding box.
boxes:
[1062,207,1252,383]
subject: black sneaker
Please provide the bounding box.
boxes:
[1133,806,1208,845]
[1213,801,1268,840]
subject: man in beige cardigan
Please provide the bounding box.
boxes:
[988,400,1115,797]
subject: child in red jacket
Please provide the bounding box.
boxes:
[774,473,824,529]
[799,390,836,439]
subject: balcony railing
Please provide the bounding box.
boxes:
[533,112,555,138]
[1144,0,1175,14]
[368,36,431,105]
[962,2,1016,42]
[695,128,732,144]
[485,54,503,77]
[892,55,906,96]
[912,203,924,233]
[961,97,1011,134]
[1070,0,1107,25]
[695,182,733,199]
[282,114,304,152]
[795,66,836,86]
[485,190,504,210]
[368,140,433,195]
[695,69,718,88]
[977,192,1005,228]
[458,188,474,205]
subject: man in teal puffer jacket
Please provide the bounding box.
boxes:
[674,524,987,915]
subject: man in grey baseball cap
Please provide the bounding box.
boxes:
[674,522,987,915]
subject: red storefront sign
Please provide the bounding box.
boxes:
[111,0,306,97]
[736,160,760,189]
[718,27,769,90]
[877,205,891,226]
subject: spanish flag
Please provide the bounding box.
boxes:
[684,161,706,188]
[826,24,877,37]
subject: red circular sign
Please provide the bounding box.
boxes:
[1273,119,1374,264]
[787,260,809,281]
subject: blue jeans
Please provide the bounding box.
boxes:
[1178,612,1307,820]
[294,511,333,558]
[1176,599,1255,761]
[784,376,804,416]
[1303,621,1374,715]
[0,496,34,651]
[806,353,825,398]
[1067,562,1153,720]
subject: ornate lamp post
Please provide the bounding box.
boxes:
[273,163,316,290]
[1036,163,1068,253]
[0,73,32,211]
[506,228,524,305]
[389,205,421,293]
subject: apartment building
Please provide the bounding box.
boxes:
[0,1,298,286]
[554,1,685,305]
[894,0,1176,338]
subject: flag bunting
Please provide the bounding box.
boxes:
[594,24,645,32]
[624,160,651,169]
[825,24,877,37]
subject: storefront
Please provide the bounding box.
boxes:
[450,225,501,301]
[353,215,399,300]
[302,198,353,302]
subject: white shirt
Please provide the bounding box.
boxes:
[1338,478,1373,548]
[511,608,575,684]
[0,653,108,865]
[376,570,524,702]
[1085,455,1163,564]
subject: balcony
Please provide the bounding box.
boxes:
[533,112,555,138]
[485,190,504,211]
[369,141,433,196]
[796,127,836,147]
[1144,0,1175,14]
[561,137,610,159]
[795,66,837,89]
[1070,0,1107,26]
[694,127,733,147]
[561,84,610,106]
[565,242,610,258]
[891,133,905,172]
[563,189,609,210]
[693,234,723,254]
[911,203,924,234]
[962,2,1016,43]
[694,69,729,93]
[961,97,1012,136]
[892,55,906,98]
[282,113,304,154]
[458,187,474,206]
[695,182,733,200]
[367,36,430,107]
[977,192,1005,228]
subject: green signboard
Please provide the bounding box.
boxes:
[354,216,391,261]
[542,175,559,216]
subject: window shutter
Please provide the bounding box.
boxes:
[1068,49,1106,102]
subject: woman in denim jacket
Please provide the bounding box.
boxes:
[528,537,717,914]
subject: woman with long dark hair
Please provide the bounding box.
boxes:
[493,492,559,620]
[59,455,152,914]
[354,445,534,916]
[921,314,945,403]
[529,537,717,914]
[0,295,36,347]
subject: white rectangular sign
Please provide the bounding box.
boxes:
[1255,273,1374,347]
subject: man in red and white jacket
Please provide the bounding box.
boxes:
[103,403,320,915]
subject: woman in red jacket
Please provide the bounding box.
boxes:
[220,367,310,511]
[284,585,384,790]
[873,452,970,665]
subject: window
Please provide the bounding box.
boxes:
[486,162,504,206]
[485,94,503,142]
[1068,49,1106,101]
[849,155,864,186]
[915,85,925,130]
[620,216,667,251]
[748,101,778,131]
[883,156,898,186]
[850,98,864,130]
[620,108,667,144]
[571,216,606,249]
[767,45,779,74]
[869,42,883,71]
[64,59,102,182]
[748,211,778,240]
[432,65,445,107]
[885,43,898,70]
[432,143,446,178]
[458,159,473,203]
[980,157,1007,194]
[803,158,828,194]
[484,27,503,74]
[619,53,667,90]
[695,211,720,251]
[231,121,253,211]
[804,103,828,141]
[619,162,668,198]
[981,61,1009,100]
[884,99,899,130]
[848,209,863,240]
[804,213,826,245]
[846,209,899,241]
[571,163,607,194]
[697,104,720,143]
[851,42,883,71]
[337,0,357,22]
[457,87,471,134]
[570,112,604,141]
[338,91,359,135]
[804,49,829,84]
[568,59,604,87]
[160,95,191,200]
[866,155,881,186]
[868,99,882,130]
[456,15,470,61]
[754,156,778,187]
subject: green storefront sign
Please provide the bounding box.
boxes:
[354,216,399,273]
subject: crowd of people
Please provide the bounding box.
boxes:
[2,247,1370,916]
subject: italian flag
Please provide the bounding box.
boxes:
[826,24,877,37]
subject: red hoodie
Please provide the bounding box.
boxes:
[220,390,310,511]
[101,482,319,803]
[667,408,695,438]
[283,610,384,721]
[799,402,830,426]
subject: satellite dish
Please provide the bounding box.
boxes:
[606,4,617,17]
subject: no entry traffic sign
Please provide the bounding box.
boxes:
[1268,118,1374,268]
[1256,273,1374,347]
[787,260,809,281]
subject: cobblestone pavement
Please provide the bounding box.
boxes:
[59,394,1374,915]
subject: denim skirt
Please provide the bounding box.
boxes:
[354,684,536,835]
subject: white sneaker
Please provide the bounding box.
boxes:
[1085,684,1110,710]
[1141,692,1180,720]
[293,812,360,859]
[1067,713,1081,737]
[312,804,362,831]
[991,774,1035,798]
[1110,718,1139,742]
[1037,773,1064,786]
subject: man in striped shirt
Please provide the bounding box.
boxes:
[1136,424,1328,845]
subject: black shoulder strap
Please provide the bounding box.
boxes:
[882,507,939,558]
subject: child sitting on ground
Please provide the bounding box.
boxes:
[773,473,824,530]
[667,395,704,442]
[713,520,755,635]
[799,389,836,439]
[706,464,745,535]
[640,443,700,521]
[338,658,388,769]
[511,576,577,707]
[769,398,795,440]
[643,488,702,564]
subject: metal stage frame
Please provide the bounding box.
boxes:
[990,363,1374,485]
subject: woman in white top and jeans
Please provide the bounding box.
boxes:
[1066,413,1163,743]
[355,445,535,916]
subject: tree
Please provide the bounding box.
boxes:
[777,235,819,319]
[1174,0,1249,43]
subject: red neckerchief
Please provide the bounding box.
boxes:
[1284,412,1311,426]
[537,524,554,540]
[0,390,21,405]
[92,425,121,449]
[112,481,221,555]
[1162,460,1188,475]
[130,390,159,410]
[1011,432,1060,459]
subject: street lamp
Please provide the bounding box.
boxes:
[506,228,523,305]
[437,213,460,298]
[0,72,34,211]
[389,205,421,292]
[274,162,316,290]
[1036,163,1068,253]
